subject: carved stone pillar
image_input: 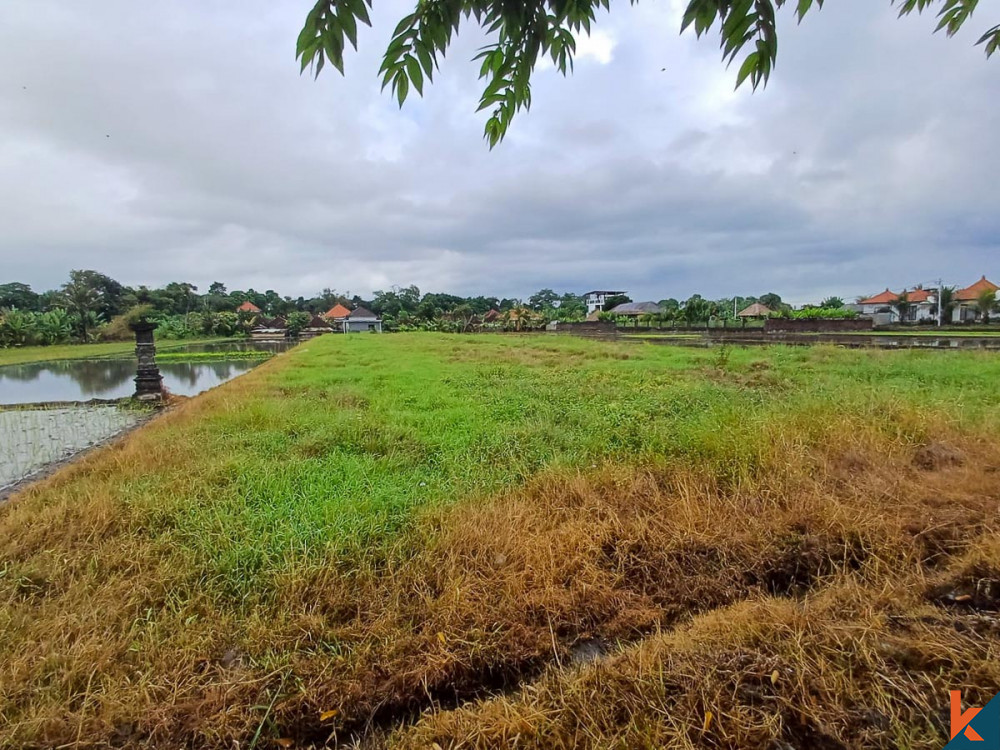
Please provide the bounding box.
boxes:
[129,321,163,402]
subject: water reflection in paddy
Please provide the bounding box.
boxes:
[0,359,260,405]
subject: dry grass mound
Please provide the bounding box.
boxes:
[2,433,998,748]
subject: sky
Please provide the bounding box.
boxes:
[0,0,997,305]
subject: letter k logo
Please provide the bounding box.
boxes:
[953,691,985,742]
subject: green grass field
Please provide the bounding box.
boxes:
[2,333,1000,748]
[0,337,230,366]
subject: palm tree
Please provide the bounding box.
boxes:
[938,286,956,325]
[61,270,104,341]
[893,291,911,324]
[976,289,997,324]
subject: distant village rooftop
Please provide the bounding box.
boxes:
[858,289,900,306]
[607,301,662,316]
[323,303,352,319]
[956,275,999,301]
[737,302,773,318]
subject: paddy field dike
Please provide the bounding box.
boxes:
[2,333,1000,748]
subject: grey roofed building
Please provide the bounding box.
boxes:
[341,305,383,333]
[300,314,334,339]
[607,301,663,316]
[250,316,289,341]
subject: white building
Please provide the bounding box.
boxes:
[583,290,627,315]
[858,288,938,323]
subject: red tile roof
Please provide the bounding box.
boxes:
[323,303,352,319]
[906,289,932,303]
[237,301,261,313]
[956,276,999,302]
[859,289,900,305]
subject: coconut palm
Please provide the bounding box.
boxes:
[61,270,105,341]
[893,291,911,323]
[938,286,957,325]
[976,289,997,324]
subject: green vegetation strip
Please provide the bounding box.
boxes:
[155,350,273,362]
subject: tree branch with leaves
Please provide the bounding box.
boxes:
[296,0,997,146]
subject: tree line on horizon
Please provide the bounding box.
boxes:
[0,270,844,347]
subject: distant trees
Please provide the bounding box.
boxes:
[555,293,586,319]
[61,270,110,341]
[285,311,312,337]
[0,282,40,311]
[658,298,680,315]
[19,267,987,346]
[682,295,714,324]
[528,288,559,310]
[0,308,79,347]
[758,293,783,311]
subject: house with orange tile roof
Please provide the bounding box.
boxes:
[320,303,383,332]
[858,287,938,323]
[237,300,261,313]
[953,276,999,323]
[323,303,352,320]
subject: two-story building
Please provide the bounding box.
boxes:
[583,290,627,315]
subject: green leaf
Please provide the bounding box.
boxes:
[341,10,359,50]
[405,55,424,95]
[392,13,417,37]
[395,71,409,107]
[735,51,759,88]
[346,0,372,28]
[416,42,435,78]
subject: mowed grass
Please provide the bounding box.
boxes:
[2,333,1000,748]
[0,337,228,366]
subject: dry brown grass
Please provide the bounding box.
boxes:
[3,424,1000,748]
[368,443,1000,750]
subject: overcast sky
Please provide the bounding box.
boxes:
[0,0,996,304]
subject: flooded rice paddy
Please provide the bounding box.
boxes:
[0,339,289,495]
